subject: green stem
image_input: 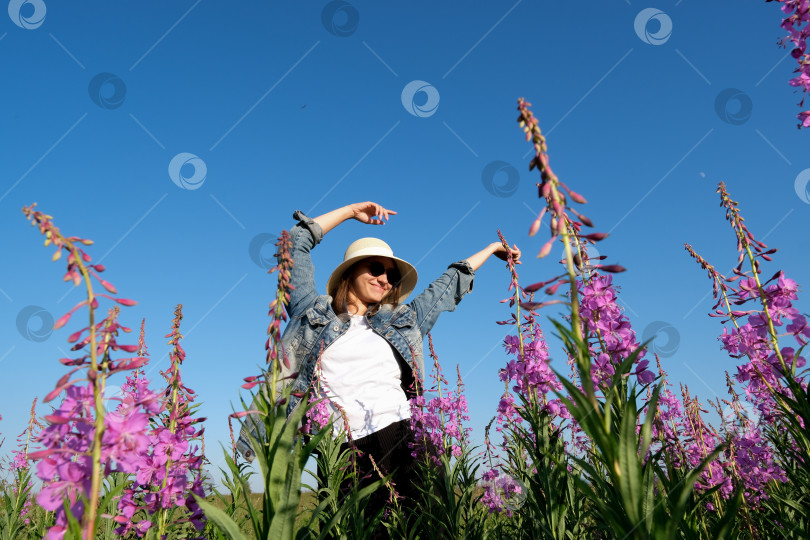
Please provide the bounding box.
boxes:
[72,245,104,540]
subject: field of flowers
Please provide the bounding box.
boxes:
[2,3,810,539]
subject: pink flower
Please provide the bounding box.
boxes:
[103,409,150,472]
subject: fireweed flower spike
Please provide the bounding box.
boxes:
[409,334,471,463]
[267,231,294,374]
[517,97,595,326]
[22,203,150,540]
[516,100,651,392]
[768,0,810,127]
[205,229,327,540]
[116,304,206,538]
[11,398,44,472]
[685,182,800,506]
[688,183,807,421]
[304,342,332,435]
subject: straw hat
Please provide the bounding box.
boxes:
[326,237,418,304]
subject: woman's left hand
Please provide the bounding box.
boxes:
[492,242,521,263]
[464,241,521,271]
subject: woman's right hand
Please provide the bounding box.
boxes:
[349,202,397,225]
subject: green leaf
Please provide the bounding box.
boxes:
[710,489,743,540]
[194,494,250,540]
[617,400,642,525]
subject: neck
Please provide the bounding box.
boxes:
[346,292,368,316]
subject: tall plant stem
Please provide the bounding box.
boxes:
[69,243,103,540]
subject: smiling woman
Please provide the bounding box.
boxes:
[237,201,519,521]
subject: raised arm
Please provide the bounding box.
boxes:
[312,202,396,235]
[465,242,521,271]
[409,242,521,335]
[287,202,396,315]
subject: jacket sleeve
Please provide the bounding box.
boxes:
[237,210,322,462]
[408,260,475,337]
[287,210,324,318]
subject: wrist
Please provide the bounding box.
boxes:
[343,204,357,221]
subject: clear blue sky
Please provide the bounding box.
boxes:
[1,1,808,489]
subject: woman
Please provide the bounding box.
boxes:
[237,201,520,516]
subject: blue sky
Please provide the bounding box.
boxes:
[1,1,808,489]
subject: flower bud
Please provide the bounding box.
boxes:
[597,264,626,273]
[538,238,554,258]
[583,232,609,241]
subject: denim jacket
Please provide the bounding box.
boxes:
[236,210,475,460]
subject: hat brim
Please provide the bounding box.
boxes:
[327,254,418,304]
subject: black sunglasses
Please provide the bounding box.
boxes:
[364,260,401,283]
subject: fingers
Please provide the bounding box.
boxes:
[367,202,397,225]
[511,244,522,264]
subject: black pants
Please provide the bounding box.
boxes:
[319,419,420,526]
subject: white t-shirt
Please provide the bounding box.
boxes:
[318,314,411,439]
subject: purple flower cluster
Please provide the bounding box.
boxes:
[303,352,334,435]
[578,274,655,387]
[771,0,810,127]
[8,397,43,473]
[33,378,156,539]
[116,305,206,538]
[409,386,470,462]
[731,426,787,505]
[648,364,687,468]
[304,394,333,435]
[409,337,471,464]
[30,306,153,540]
[651,369,787,508]
[719,273,808,420]
[679,387,733,504]
[479,468,523,516]
[683,184,801,508]
[497,326,566,423]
